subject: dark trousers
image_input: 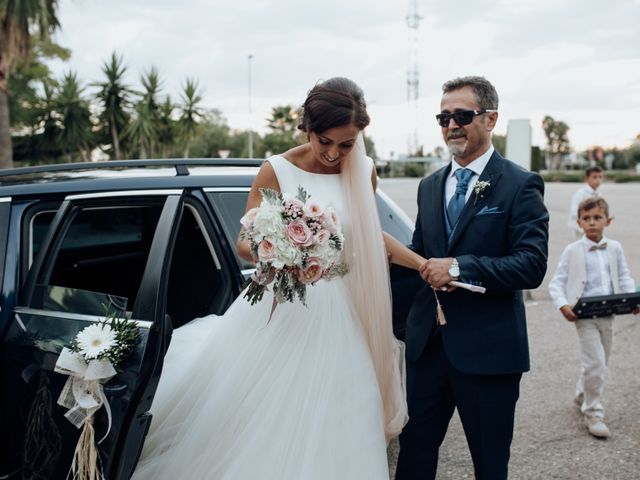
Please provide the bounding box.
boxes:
[395,334,522,480]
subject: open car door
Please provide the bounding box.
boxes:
[0,190,184,479]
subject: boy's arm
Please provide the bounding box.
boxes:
[548,246,572,310]
[616,242,636,293]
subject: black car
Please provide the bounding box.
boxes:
[0,159,421,479]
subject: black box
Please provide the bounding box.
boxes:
[573,292,640,319]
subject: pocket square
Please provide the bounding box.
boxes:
[476,206,503,215]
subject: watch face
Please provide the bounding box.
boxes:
[449,265,460,277]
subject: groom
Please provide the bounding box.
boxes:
[395,76,549,480]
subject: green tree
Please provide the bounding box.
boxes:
[363,135,377,160]
[11,81,62,163]
[55,71,93,161]
[157,95,177,158]
[542,115,571,170]
[126,67,162,158]
[492,134,506,154]
[178,78,203,158]
[0,0,60,168]
[267,104,299,132]
[8,35,69,131]
[93,52,133,159]
[624,137,640,168]
[184,109,232,158]
[262,104,303,155]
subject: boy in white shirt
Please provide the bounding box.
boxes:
[568,166,603,239]
[549,197,637,438]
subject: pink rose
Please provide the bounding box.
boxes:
[315,229,330,245]
[286,219,314,247]
[257,239,275,261]
[297,257,323,284]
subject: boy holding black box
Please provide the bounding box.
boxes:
[549,196,638,438]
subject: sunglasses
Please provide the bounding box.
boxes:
[435,109,497,128]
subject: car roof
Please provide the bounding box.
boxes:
[0,159,263,197]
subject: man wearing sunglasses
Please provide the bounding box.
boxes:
[397,76,549,480]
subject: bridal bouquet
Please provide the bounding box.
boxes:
[240,186,348,306]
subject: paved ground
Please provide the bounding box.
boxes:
[380,179,640,480]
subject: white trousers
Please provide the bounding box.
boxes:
[574,317,613,418]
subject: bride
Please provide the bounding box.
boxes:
[132,77,426,479]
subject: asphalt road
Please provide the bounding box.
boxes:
[380,179,640,480]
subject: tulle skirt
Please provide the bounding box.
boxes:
[132,278,389,479]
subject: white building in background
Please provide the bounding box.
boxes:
[506,119,532,171]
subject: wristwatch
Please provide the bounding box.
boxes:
[448,258,460,281]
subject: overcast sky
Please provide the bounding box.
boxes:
[49,0,640,158]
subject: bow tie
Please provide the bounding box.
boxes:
[589,243,607,251]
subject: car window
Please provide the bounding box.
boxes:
[30,209,57,265]
[166,203,234,328]
[205,190,252,269]
[45,204,163,310]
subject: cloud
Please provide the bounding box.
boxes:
[48,0,640,156]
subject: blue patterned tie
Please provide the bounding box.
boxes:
[447,168,474,229]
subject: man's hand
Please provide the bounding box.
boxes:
[560,305,577,322]
[419,257,455,289]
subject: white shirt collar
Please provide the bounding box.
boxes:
[582,235,608,248]
[449,145,495,178]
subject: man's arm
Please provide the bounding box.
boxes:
[408,178,426,257]
[456,173,549,291]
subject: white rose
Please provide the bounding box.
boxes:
[304,198,324,218]
[323,206,341,234]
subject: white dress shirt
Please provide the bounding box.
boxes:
[445,145,494,205]
[548,235,636,309]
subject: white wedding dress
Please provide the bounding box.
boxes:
[132,155,390,479]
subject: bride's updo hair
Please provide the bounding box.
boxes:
[299,77,370,134]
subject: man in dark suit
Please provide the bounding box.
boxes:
[395,76,549,480]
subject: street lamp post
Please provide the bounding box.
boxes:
[248,54,254,158]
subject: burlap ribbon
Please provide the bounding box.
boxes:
[54,348,116,443]
[54,348,117,480]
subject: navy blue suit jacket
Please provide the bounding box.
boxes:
[406,151,549,374]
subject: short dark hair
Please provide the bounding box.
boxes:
[442,76,499,110]
[299,77,370,134]
[585,165,603,177]
[578,197,609,218]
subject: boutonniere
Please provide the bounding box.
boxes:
[473,181,491,205]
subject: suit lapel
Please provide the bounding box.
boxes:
[428,166,449,257]
[446,152,504,254]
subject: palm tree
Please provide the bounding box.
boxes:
[157,95,176,158]
[267,105,299,133]
[93,52,133,160]
[55,71,93,162]
[33,81,61,159]
[126,67,161,158]
[178,78,203,158]
[0,0,60,168]
[263,104,303,155]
